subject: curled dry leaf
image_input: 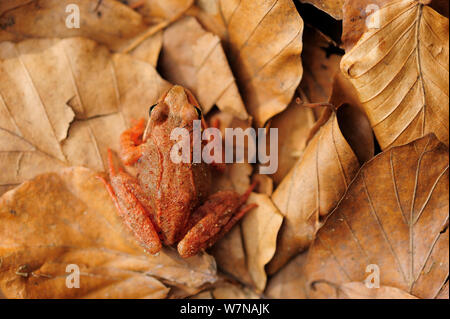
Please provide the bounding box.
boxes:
[301,134,449,299]
[0,37,170,195]
[160,16,248,119]
[341,0,449,149]
[0,0,149,52]
[189,0,304,126]
[267,104,374,274]
[0,167,217,298]
[298,0,345,19]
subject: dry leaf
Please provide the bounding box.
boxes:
[190,0,304,126]
[212,192,283,292]
[0,0,149,52]
[435,281,449,299]
[341,0,449,149]
[268,97,316,185]
[299,27,343,106]
[126,0,194,25]
[0,37,170,195]
[210,226,254,287]
[335,282,419,299]
[342,0,449,51]
[252,174,274,196]
[301,134,449,299]
[267,104,374,274]
[299,0,345,19]
[211,281,260,299]
[241,193,283,292]
[160,16,248,119]
[128,31,163,67]
[265,252,309,299]
[0,167,217,298]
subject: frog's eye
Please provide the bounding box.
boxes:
[194,106,202,119]
[149,103,157,117]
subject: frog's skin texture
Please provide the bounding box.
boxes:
[99,85,256,258]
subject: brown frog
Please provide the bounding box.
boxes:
[99,85,256,258]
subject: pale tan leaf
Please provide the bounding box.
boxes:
[0,37,170,195]
[341,0,449,149]
[160,16,248,119]
[241,193,283,292]
[0,167,217,298]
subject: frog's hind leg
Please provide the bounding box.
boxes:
[120,118,146,166]
[177,182,258,258]
[98,149,162,254]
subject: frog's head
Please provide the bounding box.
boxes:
[143,85,203,142]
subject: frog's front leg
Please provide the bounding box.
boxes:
[98,149,162,254]
[177,183,257,258]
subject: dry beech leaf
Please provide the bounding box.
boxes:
[0,167,217,298]
[210,226,254,287]
[0,0,149,52]
[267,105,374,274]
[212,191,283,291]
[268,97,316,185]
[189,0,304,126]
[342,0,449,51]
[241,193,283,292]
[211,281,260,299]
[335,282,418,299]
[435,281,449,299]
[0,37,171,195]
[252,174,274,196]
[301,134,449,299]
[190,290,213,299]
[299,27,343,106]
[128,31,163,67]
[265,252,308,299]
[341,0,449,149]
[160,16,248,119]
[126,0,194,25]
[299,0,345,19]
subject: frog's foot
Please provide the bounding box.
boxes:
[177,182,258,258]
[120,118,146,166]
[98,149,162,254]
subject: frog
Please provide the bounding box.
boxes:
[99,85,257,258]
